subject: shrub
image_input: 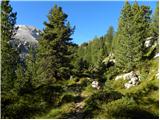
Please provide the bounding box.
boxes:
[106,79,128,90]
[101,97,156,119]
[36,84,65,106]
[2,94,47,119]
[60,94,75,103]
[41,103,75,119]
[104,66,121,80]
[82,90,123,118]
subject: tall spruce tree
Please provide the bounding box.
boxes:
[138,4,152,51]
[114,1,133,71]
[1,0,19,90]
[35,5,74,86]
[114,1,151,71]
[129,2,151,63]
[1,0,19,118]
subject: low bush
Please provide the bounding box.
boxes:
[2,93,47,119]
[100,97,157,119]
[40,103,75,119]
[82,90,123,118]
[104,66,122,80]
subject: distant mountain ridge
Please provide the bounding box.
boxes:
[11,25,41,61]
[14,25,41,44]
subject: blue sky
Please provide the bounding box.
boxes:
[10,1,157,44]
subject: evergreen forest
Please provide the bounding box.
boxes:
[1,1,159,119]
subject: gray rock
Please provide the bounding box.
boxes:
[91,81,100,89]
[10,25,41,60]
[115,75,123,80]
[115,71,140,89]
[145,40,152,47]
[109,59,116,63]
[130,77,139,85]
[128,80,132,84]
[14,25,40,44]
[115,71,136,81]
[154,53,160,58]
[144,37,155,48]
[124,83,133,89]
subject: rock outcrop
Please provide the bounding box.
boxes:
[14,25,40,44]
[10,25,41,61]
[115,71,136,81]
[115,71,140,89]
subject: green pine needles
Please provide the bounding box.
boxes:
[114,1,151,72]
[35,5,75,85]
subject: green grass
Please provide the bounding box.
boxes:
[103,59,159,118]
[37,59,159,119]
[81,85,96,98]
[38,102,75,119]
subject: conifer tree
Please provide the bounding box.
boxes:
[1,1,19,118]
[36,5,74,86]
[152,2,159,38]
[1,0,19,91]
[24,47,37,89]
[151,2,159,53]
[16,47,36,93]
[95,56,106,81]
[104,26,114,53]
[137,4,151,51]
[76,58,89,73]
[14,64,25,92]
[114,1,151,71]
[114,1,133,71]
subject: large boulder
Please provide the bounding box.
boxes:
[115,71,136,81]
[124,77,140,89]
[115,71,140,89]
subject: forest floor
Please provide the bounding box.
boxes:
[38,58,159,119]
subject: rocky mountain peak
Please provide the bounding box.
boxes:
[10,25,41,61]
[14,25,41,44]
